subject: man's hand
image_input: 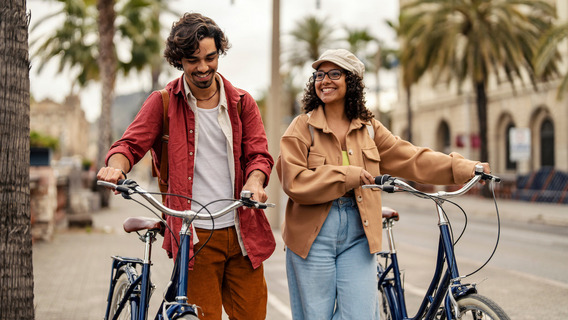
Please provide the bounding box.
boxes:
[242,170,267,202]
[96,154,130,193]
[96,166,126,184]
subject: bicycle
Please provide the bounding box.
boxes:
[97,179,274,320]
[363,165,510,320]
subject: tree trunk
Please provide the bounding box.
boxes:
[475,81,488,162]
[0,2,35,318]
[97,0,117,207]
[406,86,413,143]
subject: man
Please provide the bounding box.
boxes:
[97,13,275,320]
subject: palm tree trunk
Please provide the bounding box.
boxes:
[0,2,35,318]
[406,86,413,143]
[97,0,117,207]
[475,81,488,162]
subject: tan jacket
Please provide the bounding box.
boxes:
[276,106,479,259]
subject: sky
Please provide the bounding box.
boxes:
[27,0,400,123]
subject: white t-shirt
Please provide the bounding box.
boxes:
[191,105,235,229]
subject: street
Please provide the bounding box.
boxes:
[381,192,568,320]
[33,190,568,319]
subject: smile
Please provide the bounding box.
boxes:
[193,71,212,81]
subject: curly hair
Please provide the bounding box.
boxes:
[164,13,231,70]
[301,71,374,121]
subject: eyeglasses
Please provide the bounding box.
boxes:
[313,69,343,81]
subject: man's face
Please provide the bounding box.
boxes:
[181,37,219,90]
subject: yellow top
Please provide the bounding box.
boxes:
[342,151,350,166]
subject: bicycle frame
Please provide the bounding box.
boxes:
[104,231,156,320]
[99,180,272,320]
[378,202,475,320]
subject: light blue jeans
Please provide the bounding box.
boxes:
[286,197,380,320]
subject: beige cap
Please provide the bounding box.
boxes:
[312,49,365,77]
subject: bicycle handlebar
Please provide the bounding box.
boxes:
[363,164,501,200]
[97,179,275,220]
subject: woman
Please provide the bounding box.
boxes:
[276,48,489,319]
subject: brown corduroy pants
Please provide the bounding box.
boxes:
[187,226,267,320]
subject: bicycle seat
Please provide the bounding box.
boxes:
[382,207,399,221]
[123,217,166,235]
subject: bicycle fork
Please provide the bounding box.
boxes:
[434,200,476,319]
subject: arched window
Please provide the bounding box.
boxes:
[540,119,554,167]
[506,123,517,170]
[437,121,451,154]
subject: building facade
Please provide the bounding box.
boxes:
[391,0,568,178]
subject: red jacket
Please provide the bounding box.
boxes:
[106,74,275,269]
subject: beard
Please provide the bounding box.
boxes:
[191,70,216,89]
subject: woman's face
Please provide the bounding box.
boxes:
[314,62,347,106]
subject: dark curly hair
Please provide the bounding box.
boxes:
[301,71,374,121]
[164,13,231,70]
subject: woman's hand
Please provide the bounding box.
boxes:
[360,169,374,186]
[475,162,491,185]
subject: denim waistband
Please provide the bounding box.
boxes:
[332,197,356,208]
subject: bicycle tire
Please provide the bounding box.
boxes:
[109,268,137,320]
[442,293,510,320]
[174,315,199,320]
[379,289,392,320]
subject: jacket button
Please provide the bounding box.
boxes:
[189,129,193,134]
[348,149,353,155]
[189,152,193,156]
[357,195,363,202]
[188,177,192,180]
[363,220,369,226]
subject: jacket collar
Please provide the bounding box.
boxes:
[308,105,370,133]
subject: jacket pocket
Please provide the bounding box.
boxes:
[307,152,326,169]
[362,147,381,175]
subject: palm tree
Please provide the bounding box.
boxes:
[32,0,171,206]
[283,15,335,116]
[387,13,432,143]
[0,1,34,317]
[344,26,376,57]
[343,27,397,119]
[287,15,335,70]
[400,0,558,162]
[534,22,568,100]
[96,0,116,207]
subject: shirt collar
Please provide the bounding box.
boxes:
[183,74,227,112]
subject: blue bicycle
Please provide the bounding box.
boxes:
[364,165,510,320]
[97,179,274,320]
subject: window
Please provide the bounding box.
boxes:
[540,119,554,167]
[506,123,517,170]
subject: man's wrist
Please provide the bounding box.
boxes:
[247,170,266,185]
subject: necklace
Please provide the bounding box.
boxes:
[195,87,218,101]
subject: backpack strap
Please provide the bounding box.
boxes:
[158,89,169,201]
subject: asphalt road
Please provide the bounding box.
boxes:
[380,193,568,320]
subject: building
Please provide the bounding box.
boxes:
[31,95,93,162]
[391,0,568,178]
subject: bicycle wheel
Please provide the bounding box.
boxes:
[109,269,137,320]
[443,293,510,320]
[379,289,392,320]
[175,315,199,320]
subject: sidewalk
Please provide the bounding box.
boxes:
[33,193,289,320]
[382,191,568,227]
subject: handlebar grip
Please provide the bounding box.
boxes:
[374,174,392,185]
